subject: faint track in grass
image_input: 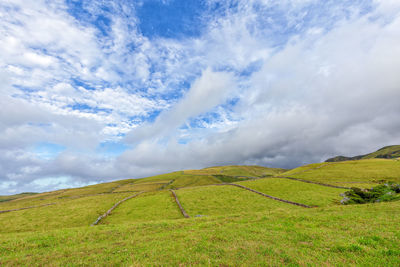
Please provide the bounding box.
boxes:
[0,203,56,214]
[91,192,144,226]
[109,182,128,193]
[285,163,335,176]
[169,189,190,218]
[56,190,142,200]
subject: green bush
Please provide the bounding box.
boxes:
[212,174,249,183]
[341,182,400,204]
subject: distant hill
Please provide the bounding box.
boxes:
[325,145,400,162]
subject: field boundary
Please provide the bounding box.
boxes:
[57,190,142,199]
[169,190,190,218]
[219,183,312,208]
[159,180,175,190]
[91,192,144,226]
[0,203,56,214]
[109,182,128,193]
[275,176,350,189]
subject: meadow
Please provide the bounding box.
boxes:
[280,159,400,186]
[0,160,399,265]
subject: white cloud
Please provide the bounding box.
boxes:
[125,68,237,143]
[23,52,55,67]
[1,0,400,194]
[118,0,400,177]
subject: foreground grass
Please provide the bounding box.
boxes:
[1,201,399,266]
[1,162,399,265]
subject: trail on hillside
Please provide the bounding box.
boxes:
[91,192,144,226]
[0,203,56,214]
[285,163,334,176]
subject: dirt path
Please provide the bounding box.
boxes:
[0,203,56,214]
[218,183,313,208]
[91,192,143,226]
[169,189,190,218]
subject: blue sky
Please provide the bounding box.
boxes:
[1,0,400,194]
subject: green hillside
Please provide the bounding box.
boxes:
[280,158,400,187]
[0,192,37,203]
[326,145,400,162]
[1,163,399,265]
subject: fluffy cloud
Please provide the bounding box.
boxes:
[119,0,400,173]
[125,68,236,143]
[1,0,400,194]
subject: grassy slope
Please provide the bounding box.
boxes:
[0,193,133,233]
[363,145,400,159]
[102,191,182,224]
[326,145,400,162]
[0,165,277,211]
[238,178,346,207]
[0,163,399,265]
[183,165,286,177]
[0,180,133,211]
[0,193,37,203]
[130,165,285,189]
[113,182,168,192]
[0,201,399,266]
[176,185,300,217]
[281,159,400,186]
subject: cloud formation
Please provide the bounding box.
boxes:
[1,0,400,194]
[125,68,236,143]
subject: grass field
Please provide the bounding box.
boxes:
[176,185,300,217]
[0,201,399,266]
[237,178,346,207]
[281,159,400,186]
[0,193,133,233]
[102,191,183,224]
[183,165,286,177]
[112,182,168,192]
[0,162,399,265]
[0,193,37,203]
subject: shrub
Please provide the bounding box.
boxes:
[340,182,400,205]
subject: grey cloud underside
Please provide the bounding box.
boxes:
[119,7,400,173]
[1,0,400,194]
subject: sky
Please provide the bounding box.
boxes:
[1,0,400,195]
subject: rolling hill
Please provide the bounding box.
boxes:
[325,145,400,162]
[0,160,399,266]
